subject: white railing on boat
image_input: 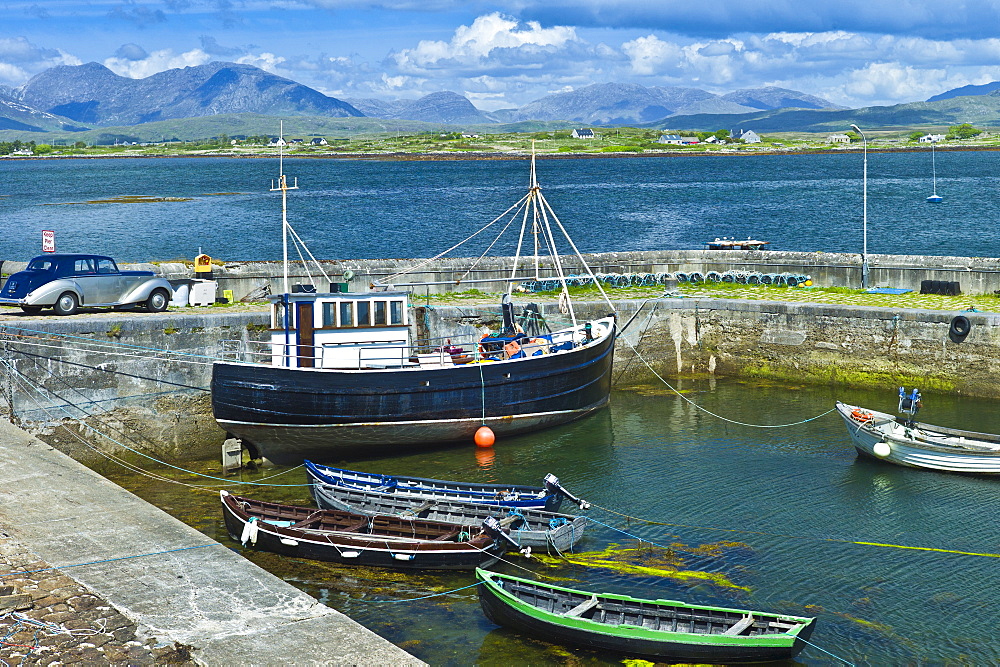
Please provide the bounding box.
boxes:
[217,324,596,370]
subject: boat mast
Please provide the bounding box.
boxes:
[932,142,937,196]
[271,121,298,295]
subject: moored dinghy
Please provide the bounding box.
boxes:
[837,390,1000,473]
[304,460,590,512]
[220,491,509,570]
[475,569,816,663]
[308,481,589,553]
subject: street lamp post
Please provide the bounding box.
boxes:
[850,124,869,289]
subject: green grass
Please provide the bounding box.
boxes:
[420,280,1000,313]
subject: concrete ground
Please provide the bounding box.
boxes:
[0,419,423,666]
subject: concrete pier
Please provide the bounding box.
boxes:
[0,418,423,665]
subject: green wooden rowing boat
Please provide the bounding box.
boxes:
[476,568,816,663]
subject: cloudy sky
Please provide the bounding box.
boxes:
[5,0,1000,110]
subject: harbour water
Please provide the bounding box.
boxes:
[4,149,1000,262]
[99,380,1000,664]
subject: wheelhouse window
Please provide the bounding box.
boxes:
[272,303,286,328]
[374,301,387,326]
[322,302,336,327]
[390,300,404,325]
[339,301,354,327]
[356,301,370,327]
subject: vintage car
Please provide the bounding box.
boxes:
[0,254,173,315]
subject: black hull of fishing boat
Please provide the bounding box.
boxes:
[211,329,614,463]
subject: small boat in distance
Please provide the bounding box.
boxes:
[927,141,943,203]
[308,482,589,552]
[220,490,507,570]
[836,389,1000,473]
[475,569,816,663]
[705,237,770,250]
[304,460,590,512]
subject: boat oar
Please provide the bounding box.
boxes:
[544,473,590,510]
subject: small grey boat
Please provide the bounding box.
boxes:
[309,481,588,553]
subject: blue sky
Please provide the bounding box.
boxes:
[5,0,1000,110]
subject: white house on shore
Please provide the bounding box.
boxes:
[827,134,850,144]
[919,134,946,143]
[572,129,595,139]
[738,130,761,143]
[657,134,684,145]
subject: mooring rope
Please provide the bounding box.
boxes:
[619,333,837,428]
[799,637,856,666]
[3,360,313,489]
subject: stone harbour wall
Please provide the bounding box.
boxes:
[2,297,997,463]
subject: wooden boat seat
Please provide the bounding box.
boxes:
[723,615,756,636]
[339,519,371,533]
[431,528,462,542]
[563,594,600,617]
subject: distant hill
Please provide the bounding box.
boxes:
[17,62,363,126]
[721,86,843,110]
[347,91,494,125]
[492,83,756,125]
[927,81,1000,102]
[0,98,87,133]
[658,93,1000,133]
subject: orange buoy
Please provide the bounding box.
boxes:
[474,426,495,447]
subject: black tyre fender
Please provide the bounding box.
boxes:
[949,315,971,338]
[145,288,170,313]
[53,292,79,316]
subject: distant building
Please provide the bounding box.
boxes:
[11,148,33,156]
[703,136,718,144]
[738,130,762,143]
[268,137,286,147]
[310,137,328,146]
[919,134,946,143]
[827,134,850,144]
[288,138,304,144]
[572,129,595,139]
[461,133,479,139]
[656,134,684,145]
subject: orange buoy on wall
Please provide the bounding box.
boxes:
[474,426,495,447]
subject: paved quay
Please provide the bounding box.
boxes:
[0,419,423,666]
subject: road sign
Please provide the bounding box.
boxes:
[42,230,55,252]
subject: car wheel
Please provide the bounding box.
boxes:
[20,306,43,314]
[54,292,79,316]
[145,288,169,313]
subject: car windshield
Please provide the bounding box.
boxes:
[26,258,55,271]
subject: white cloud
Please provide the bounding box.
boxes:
[103,48,211,78]
[392,12,580,73]
[0,37,81,85]
[235,52,287,73]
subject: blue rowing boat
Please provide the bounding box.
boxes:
[304,460,589,512]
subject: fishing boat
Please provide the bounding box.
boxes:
[211,143,617,464]
[220,490,509,570]
[307,480,589,552]
[837,391,1000,473]
[475,569,816,663]
[926,141,943,203]
[304,460,589,512]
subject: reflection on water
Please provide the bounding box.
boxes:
[98,380,1000,665]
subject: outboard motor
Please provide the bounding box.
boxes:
[543,473,590,510]
[500,293,515,335]
[482,516,530,556]
[897,387,921,427]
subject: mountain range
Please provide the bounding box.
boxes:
[2,61,999,140]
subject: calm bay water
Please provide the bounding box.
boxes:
[4,150,1000,262]
[100,380,1000,665]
